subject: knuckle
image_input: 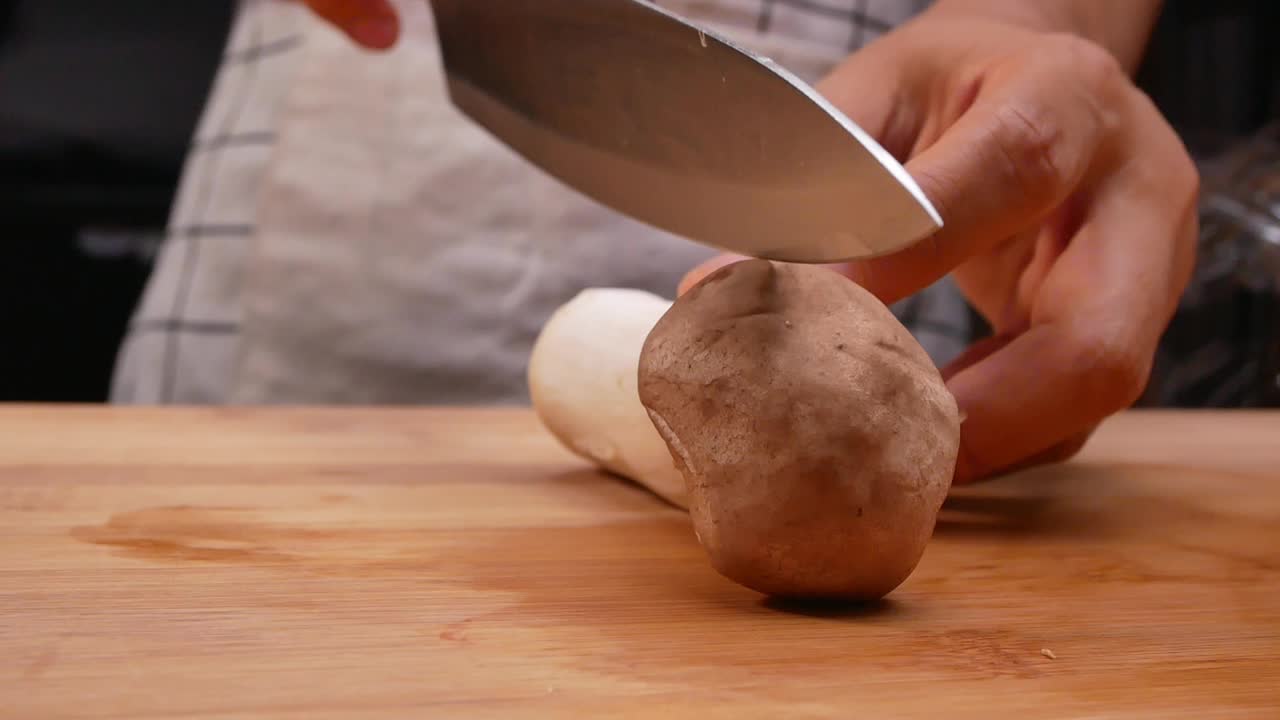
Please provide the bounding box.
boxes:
[1123,87,1201,212]
[1172,168,1201,306]
[1041,33,1124,91]
[1173,149,1201,199]
[1062,325,1151,409]
[910,163,958,221]
[987,101,1068,206]
[983,36,1125,210]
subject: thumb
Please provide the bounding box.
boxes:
[303,0,400,50]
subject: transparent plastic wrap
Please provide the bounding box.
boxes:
[1142,122,1280,408]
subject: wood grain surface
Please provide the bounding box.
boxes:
[1,406,1278,718]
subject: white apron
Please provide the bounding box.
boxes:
[110,0,966,405]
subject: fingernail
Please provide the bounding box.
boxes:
[352,15,398,49]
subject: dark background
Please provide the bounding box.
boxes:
[1,0,1276,403]
[2,1,232,401]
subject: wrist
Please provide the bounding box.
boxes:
[929,0,1162,73]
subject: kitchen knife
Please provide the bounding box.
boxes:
[428,0,942,264]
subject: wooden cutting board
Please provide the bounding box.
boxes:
[1,406,1278,718]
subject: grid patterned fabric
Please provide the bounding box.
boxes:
[110,0,308,403]
[109,0,971,405]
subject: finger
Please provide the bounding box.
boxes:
[946,323,1124,484]
[946,120,1198,483]
[1010,427,1096,472]
[954,426,1095,485]
[815,47,924,161]
[303,0,399,49]
[677,253,748,296]
[937,326,1093,483]
[938,328,1022,382]
[835,68,1106,305]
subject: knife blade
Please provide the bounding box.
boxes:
[428,0,942,264]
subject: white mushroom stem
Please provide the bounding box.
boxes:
[527,288,688,509]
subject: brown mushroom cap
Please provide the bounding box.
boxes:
[637,259,960,600]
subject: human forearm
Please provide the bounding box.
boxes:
[929,0,1164,73]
